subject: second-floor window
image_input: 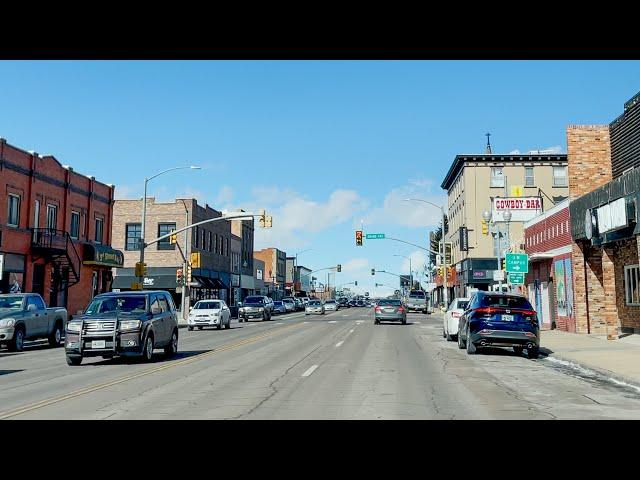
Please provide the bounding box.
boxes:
[194,226,199,248]
[553,166,568,187]
[70,211,80,239]
[47,204,57,231]
[125,223,141,251]
[625,265,640,306]
[95,218,104,244]
[7,194,20,227]
[491,167,504,188]
[157,223,176,250]
[525,167,535,187]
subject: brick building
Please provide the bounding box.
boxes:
[524,199,574,331]
[111,198,232,314]
[0,138,122,316]
[568,91,640,338]
[254,247,287,299]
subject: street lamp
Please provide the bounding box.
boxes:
[404,197,448,308]
[482,208,511,291]
[138,165,201,286]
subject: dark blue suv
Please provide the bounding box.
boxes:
[457,292,540,359]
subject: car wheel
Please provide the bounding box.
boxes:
[188,326,194,331]
[142,334,154,362]
[402,318,407,325]
[198,326,203,330]
[225,317,231,329]
[446,332,453,342]
[466,328,477,355]
[457,330,466,349]
[164,330,178,357]
[374,319,380,325]
[217,320,222,330]
[8,326,25,352]
[48,322,63,347]
[443,328,447,338]
[527,347,539,359]
[66,355,82,366]
[513,346,524,356]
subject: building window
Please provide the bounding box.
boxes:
[95,218,104,244]
[226,238,229,256]
[7,194,20,227]
[194,226,199,248]
[157,223,176,250]
[491,167,504,188]
[208,231,213,252]
[47,204,57,231]
[525,167,535,187]
[625,265,640,306]
[70,211,80,239]
[553,166,568,187]
[202,229,206,251]
[125,223,141,251]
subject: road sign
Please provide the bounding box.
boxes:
[505,253,529,273]
[0,254,3,280]
[508,272,525,285]
[493,270,505,281]
[365,233,385,239]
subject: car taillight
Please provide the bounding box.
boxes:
[475,307,498,315]
[397,307,405,313]
[375,306,382,312]
[451,312,461,318]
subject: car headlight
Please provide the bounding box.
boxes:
[0,318,16,328]
[259,307,264,312]
[119,320,142,331]
[66,321,82,333]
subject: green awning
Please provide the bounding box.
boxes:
[83,243,124,268]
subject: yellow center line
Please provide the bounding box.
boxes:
[0,322,304,420]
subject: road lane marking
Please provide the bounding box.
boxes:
[276,322,283,325]
[0,321,304,420]
[335,341,344,347]
[328,321,337,324]
[349,329,355,333]
[302,365,318,377]
[356,320,363,324]
[302,321,308,324]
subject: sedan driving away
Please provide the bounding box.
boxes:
[374,299,406,325]
[324,299,338,311]
[443,297,469,341]
[188,300,231,330]
[305,300,325,315]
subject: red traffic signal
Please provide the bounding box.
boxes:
[356,230,363,246]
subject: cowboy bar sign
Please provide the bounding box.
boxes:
[492,196,543,222]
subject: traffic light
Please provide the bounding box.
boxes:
[186,263,192,283]
[337,264,341,272]
[190,252,201,268]
[169,229,177,244]
[134,262,147,277]
[501,258,506,270]
[356,230,363,246]
[371,268,375,275]
[482,219,489,235]
[259,210,273,228]
[176,268,184,285]
[355,281,358,286]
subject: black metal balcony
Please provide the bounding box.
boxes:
[30,228,81,288]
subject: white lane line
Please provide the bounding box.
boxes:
[302,365,319,377]
[342,314,350,317]
[335,341,344,347]
[302,321,308,324]
[328,320,337,324]
[276,322,283,325]
[349,329,355,333]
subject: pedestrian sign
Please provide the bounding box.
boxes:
[508,272,525,285]
[505,253,528,273]
[365,233,385,239]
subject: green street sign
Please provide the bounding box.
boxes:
[508,272,525,285]
[505,253,529,273]
[365,233,385,239]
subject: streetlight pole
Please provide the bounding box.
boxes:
[404,198,448,308]
[138,165,201,287]
[482,208,511,291]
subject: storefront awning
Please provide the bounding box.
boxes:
[83,244,124,268]
[529,253,554,262]
[211,278,228,289]
[112,274,176,290]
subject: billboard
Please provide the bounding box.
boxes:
[492,196,543,222]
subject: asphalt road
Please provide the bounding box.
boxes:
[2,307,640,419]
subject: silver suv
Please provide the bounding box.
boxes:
[239,296,274,322]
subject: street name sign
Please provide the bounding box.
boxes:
[366,233,385,239]
[508,272,525,285]
[505,253,529,273]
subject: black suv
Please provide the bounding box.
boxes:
[64,291,179,366]
[239,295,274,322]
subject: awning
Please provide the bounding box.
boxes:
[211,278,228,289]
[112,274,176,290]
[83,244,124,267]
[529,253,554,262]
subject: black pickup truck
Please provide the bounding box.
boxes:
[64,291,179,366]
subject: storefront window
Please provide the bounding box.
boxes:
[625,265,640,306]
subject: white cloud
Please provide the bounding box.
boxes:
[508,149,520,155]
[215,185,234,205]
[528,145,564,154]
[398,250,430,274]
[114,184,140,200]
[342,258,370,273]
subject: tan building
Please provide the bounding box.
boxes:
[254,247,287,299]
[440,150,569,298]
[111,197,232,314]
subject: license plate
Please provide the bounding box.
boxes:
[501,314,514,322]
[91,340,106,349]
[384,309,395,313]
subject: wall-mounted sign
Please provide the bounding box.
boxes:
[492,197,543,222]
[596,197,627,234]
[459,227,469,252]
[473,270,487,279]
[256,269,263,280]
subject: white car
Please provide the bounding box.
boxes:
[282,299,296,312]
[324,299,338,311]
[305,300,325,315]
[188,299,231,330]
[443,297,470,341]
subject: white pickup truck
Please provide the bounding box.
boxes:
[0,293,68,351]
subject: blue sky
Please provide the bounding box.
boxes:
[1,60,639,296]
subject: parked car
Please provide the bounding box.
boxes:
[356,300,365,307]
[239,296,274,322]
[457,292,540,358]
[64,291,178,366]
[324,299,338,311]
[301,297,310,306]
[374,299,406,325]
[294,298,304,311]
[305,300,325,315]
[188,299,231,330]
[406,290,429,314]
[338,297,350,308]
[348,300,358,307]
[0,293,68,352]
[443,297,470,341]
[273,301,287,314]
[282,298,296,312]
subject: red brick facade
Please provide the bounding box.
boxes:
[0,138,120,316]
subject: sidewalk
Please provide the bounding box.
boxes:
[541,329,640,388]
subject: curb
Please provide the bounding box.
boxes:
[543,351,640,391]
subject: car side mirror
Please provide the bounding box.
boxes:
[189,307,193,311]
[27,304,37,312]
[151,306,162,315]
[238,302,243,307]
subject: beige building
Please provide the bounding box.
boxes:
[440,152,569,298]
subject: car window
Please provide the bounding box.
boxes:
[164,294,176,312]
[27,296,44,310]
[196,301,221,310]
[378,299,401,306]
[150,295,162,313]
[0,296,24,310]
[457,301,469,310]
[244,296,264,304]
[32,296,46,310]
[479,295,533,309]
[157,295,170,313]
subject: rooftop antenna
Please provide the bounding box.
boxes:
[485,132,492,154]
